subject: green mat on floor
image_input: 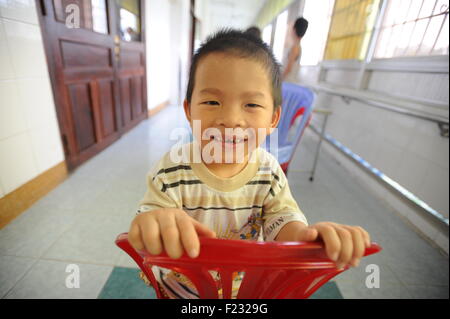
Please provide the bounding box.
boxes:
[98,267,343,299]
[98,267,157,299]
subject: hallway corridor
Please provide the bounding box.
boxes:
[0,105,448,299]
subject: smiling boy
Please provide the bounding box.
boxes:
[128,30,371,298]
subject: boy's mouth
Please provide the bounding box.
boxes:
[210,135,248,145]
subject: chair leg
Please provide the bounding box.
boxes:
[281,162,289,175]
[139,271,170,299]
[310,114,329,181]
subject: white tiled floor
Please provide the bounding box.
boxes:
[0,105,448,299]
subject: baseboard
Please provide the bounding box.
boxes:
[148,100,170,118]
[0,161,68,229]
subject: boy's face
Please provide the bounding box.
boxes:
[184,52,281,164]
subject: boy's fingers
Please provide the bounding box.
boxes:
[296,227,319,242]
[139,215,163,255]
[313,224,341,262]
[176,215,200,258]
[192,219,216,238]
[335,227,353,268]
[342,225,364,267]
[158,214,183,259]
[357,226,371,248]
[128,222,145,251]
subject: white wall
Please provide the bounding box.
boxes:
[295,58,449,252]
[168,0,191,105]
[281,0,450,253]
[0,0,64,199]
[368,71,449,106]
[195,0,267,43]
[0,0,191,199]
[307,59,449,219]
[145,0,191,108]
[145,0,172,108]
[0,0,190,201]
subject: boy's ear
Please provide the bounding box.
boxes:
[183,99,191,122]
[269,106,281,133]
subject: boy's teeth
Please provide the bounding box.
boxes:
[213,136,244,143]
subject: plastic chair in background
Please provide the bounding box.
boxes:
[116,233,381,299]
[263,82,315,174]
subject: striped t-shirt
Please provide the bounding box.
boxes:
[136,142,308,298]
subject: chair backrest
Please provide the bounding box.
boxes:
[263,83,315,166]
[116,233,381,299]
[279,83,315,145]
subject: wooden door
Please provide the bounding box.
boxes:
[37,0,147,170]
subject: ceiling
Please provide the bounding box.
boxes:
[196,0,269,38]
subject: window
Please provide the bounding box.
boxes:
[374,0,449,58]
[91,0,108,34]
[301,0,335,65]
[116,0,141,42]
[262,23,273,46]
[54,0,108,34]
[324,0,380,60]
[272,10,288,64]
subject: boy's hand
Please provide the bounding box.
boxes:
[276,221,371,269]
[128,208,216,259]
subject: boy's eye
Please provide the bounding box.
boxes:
[246,103,261,108]
[202,101,220,106]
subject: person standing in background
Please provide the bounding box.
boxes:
[281,17,308,83]
[245,26,262,39]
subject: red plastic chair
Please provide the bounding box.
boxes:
[116,233,381,299]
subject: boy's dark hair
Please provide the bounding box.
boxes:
[244,26,262,39]
[186,29,282,110]
[294,17,308,38]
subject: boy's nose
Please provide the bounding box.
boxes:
[215,106,246,128]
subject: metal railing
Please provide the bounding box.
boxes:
[309,85,449,137]
[304,86,449,232]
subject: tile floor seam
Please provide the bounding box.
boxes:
[334,278,407,285]
[403,284,449,298]
[1,253,121,269]
[4,260,115,299]
[405,283,450,287]
[382,262,410,288]
[37,215,87,261]
[2,258,40,299]
[374,263,414,298]
[39,256,119,268]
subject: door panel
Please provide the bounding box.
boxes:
[37,0,147,170]
[61,41,111,67]
[68,83,96,152]
[120,49,141,67]
[97,79,117,137]
[114,0,146,131]
[117,46,146,130]
[119,78,132,126]
[131,76,143,120]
